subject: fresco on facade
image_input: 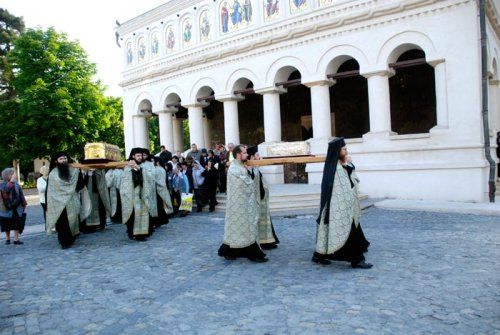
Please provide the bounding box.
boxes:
[264,0,280,21]
[166,26,176,52]
[182,19,193,47]
[220,0,254,34]
[126,43,133,64]
[289,0,307,14]
[199,10,213,42]
[319,0,334,6]
[151,32,160,57]
[138,37,146,62]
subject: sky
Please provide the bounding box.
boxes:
[0,0,169,97]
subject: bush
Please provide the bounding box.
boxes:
[22,180,36,189]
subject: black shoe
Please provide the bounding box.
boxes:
[312,256,331,265]
[249,257,268,263]
[13,240,23,245]
[5,240,10,245]
[179,212,187,217]
[262,244,278,250]
[351,261,373,269]
[224,255,237,260]
[61,245,70,249]
[209,208,215,212]
[196,209,202,213]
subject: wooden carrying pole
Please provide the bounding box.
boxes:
[71,156,326,170]
[245,156,326,166]
[71,161,128,170]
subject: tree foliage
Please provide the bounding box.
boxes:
[0,8,25,96]
[2,26,123,164]
[0,9,24,168]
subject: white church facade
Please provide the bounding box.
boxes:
[116,0,500,203]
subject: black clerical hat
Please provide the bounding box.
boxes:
[246,146,258,158]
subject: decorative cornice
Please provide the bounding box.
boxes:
[117,0,199,35]
[120,0,472,90]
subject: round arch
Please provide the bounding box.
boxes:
[133,92,156,115]
[190,77,219,102]
[226,68,261,92]
[316,44,370,76]
[377,30,439,66]
[160,85,187,108]
[265,56,309,85]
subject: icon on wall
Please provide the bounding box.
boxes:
[200,11,212,42]
[264,0,279,21]
[220,0,254,34]
[151,32,159,57]
[127,43,133,64]
[166,26,176,52]
[138,38,146,61]
[183,19,193,47]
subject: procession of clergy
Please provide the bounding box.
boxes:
[44,138,372,268]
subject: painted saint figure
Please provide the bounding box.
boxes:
[231,0,243,26]
[127,44,133,64]
[151,34,159,56]
[167,27,175,50]
[138,39,146,60]
[244,0,253,23]
[221,2,229,33]
[266,0,279,18]
[201,12,211,38]
[293,0,306,7]
[183,20,192,43]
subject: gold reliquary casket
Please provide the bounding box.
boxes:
[265,141,310,157]
[84,143,122,162]
[246,141,326,166]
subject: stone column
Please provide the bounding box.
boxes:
[363,70,394,134]
[216,95,243,145]
[254,87,286,184]
[172,115,184,152]
[429,59,449,129]
[157,109,175,151]
[224,99,240,145]
[256,87,286,143]
[203,113,211,149]
[304,80,333,139]
[184,103,207,149]
[132,115,149,149]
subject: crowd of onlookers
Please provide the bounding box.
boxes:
[156,142,236,215]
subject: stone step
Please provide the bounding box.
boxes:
[209,192,367,213]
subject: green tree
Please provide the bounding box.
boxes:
[0,9,24,168]
[0,8,24,96]
[148,116,160,154]
[183,119,190,151]
[99,96,125,155]
[5,27,120,162]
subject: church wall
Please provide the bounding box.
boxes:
[118,0,500,202]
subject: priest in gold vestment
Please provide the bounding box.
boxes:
[312,138,372,268]
[246,146,280,250]
[120,148,156,241]
[218,145,268,262]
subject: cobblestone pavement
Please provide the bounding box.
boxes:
[0,205,499,335]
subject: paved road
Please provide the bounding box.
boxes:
[0,204,499,334]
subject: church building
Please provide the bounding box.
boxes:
[116,0,500,202]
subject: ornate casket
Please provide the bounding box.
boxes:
[84,143,122,162]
